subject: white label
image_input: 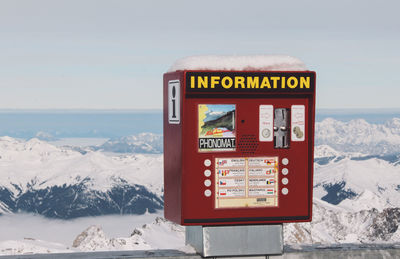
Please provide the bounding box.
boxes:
[216,168,246,178]
[248,168,276,177]
[248,188,275,196]
[168,80,180,124]
[248,178,276,186]
[259,105,274,142]
[218,178,245,187]
[218,188,245,197]
[291,105,305,141]
[216,158,246,168]
[248,157,276,167]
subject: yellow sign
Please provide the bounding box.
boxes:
[185,72,315,93]
[191,75,310,89]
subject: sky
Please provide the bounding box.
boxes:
[0,0,399,110]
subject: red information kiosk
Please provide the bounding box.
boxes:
[163,56,316,257]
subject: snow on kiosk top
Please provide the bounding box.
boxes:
[168,55,307,72]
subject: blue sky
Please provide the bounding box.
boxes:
[0,0,399,109]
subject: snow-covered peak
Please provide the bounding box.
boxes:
[384,118,400,134]
[71,225,145,252]
[98,133,162,154]
[314,145,340,158]
[168,55,307,72]
[0,137,76,164]
[25,138,59,152]
[0,136,19,143]
[130,217,186,250]
[0,137,163,195]
[339,189,387,212]
[315,118,400,155]
[314,157,400,211]
[35,131,58,141]
[72,225,108,250]
[72,217,193,252]
[285,201,400,245]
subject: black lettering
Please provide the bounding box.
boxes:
[199,138,236,150]
[186,72,315,93]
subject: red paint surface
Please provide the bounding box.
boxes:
[164,70,316,225]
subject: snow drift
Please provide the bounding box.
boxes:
[168,55,307,72]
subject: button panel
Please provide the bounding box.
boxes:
[281,158,289,195]
[204,159,212,198]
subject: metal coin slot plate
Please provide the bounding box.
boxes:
[273,108,290,148]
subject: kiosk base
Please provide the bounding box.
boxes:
[185,224,283,257]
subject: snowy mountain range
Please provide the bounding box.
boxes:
[47,117,400,156]
[92,118,400,155]
[314,156,400,211]
[1,118,400,218]
[285,200,400,245]
[1,117,400,254]
[93,133,163,154]
[0,137,163,218]
[316,118,400,155]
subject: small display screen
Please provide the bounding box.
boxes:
[215,156,279,209]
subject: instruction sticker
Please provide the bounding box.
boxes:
[218,188,246,197]
[248,178,275,187]
[291,105,305,141]
[216,158,245,168]
[259,105,273,142]
[248,157,276,167]
[248,168,276,177]
[198,104,236,152]
[217,168,246,178]
[215,156,279,209]
[248,188,275,196]
[218,178,245,187]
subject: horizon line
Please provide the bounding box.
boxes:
[0,108,163,114]
[1,108,400,114]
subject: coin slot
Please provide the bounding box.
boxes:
[274,108,290,148]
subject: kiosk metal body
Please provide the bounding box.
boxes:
[163,70,316,227]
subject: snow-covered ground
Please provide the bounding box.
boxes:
[0,213,194,256]
[0,213,162,245]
